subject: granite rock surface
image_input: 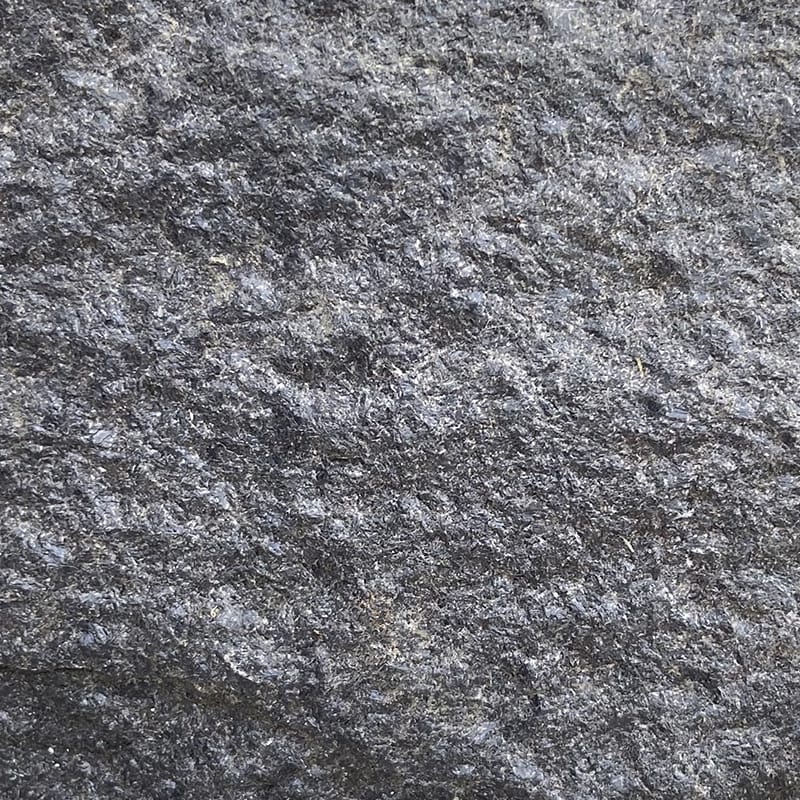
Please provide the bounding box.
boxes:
[2,1,800,798]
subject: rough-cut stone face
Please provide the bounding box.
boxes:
[2,1,799,798]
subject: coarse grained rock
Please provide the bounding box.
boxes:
[1,1,799,798]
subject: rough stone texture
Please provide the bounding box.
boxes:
[2,1,800,798]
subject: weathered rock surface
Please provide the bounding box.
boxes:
[2,1,799,797]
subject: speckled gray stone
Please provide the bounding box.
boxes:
[2,1,800,798]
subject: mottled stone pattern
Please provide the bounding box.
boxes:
[1,1,799,798]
